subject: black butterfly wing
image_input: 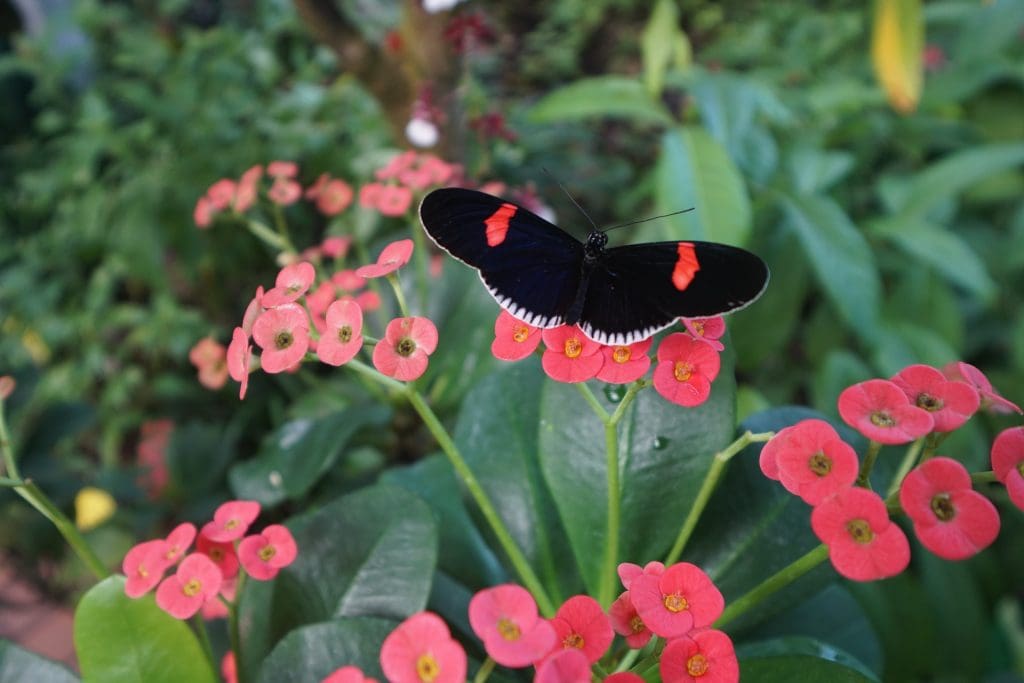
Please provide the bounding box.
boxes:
[578,241,769,345]
[419,188,584,328]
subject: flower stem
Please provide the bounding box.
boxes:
[472,658,496,683]
[229,572,247,683]
[664,431,774,566]
[885,436,925,498]
[244,219,288,252]
[715,543,829,628]
[386,273,412,318]
[409,217,431,311]
[575,383,610,422]
[856,441,883,488]
[972,471,997,485]
[404,388,556,616]
[192,613,216,674]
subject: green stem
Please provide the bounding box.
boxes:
[472,658,496,683]
[575,383,610,422]
[664,431,774,566]
[972,471,997,485]
[271,204,297,255]
[244,219,288,252]
[386,273,411,318]
[856,441,883,488]
[347,358,408,394]
[192,613,216,673]
[715,544,829,628]
[17,480,109,580]
[229,572,247,683]
[405,389,555,616]
[0,476,20,487]
[885,437,925,498]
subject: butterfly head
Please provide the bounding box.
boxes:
[584,230,608,261]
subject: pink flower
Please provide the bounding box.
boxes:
[609,591,651,649]
[380,612,466,683]
[332,269,366,292]
[811,487,910,581]
[234,165,262,213]
[242,286,265,336]
[758,425,794,481]
[268,177,302,205]
[194,196,214,228]
[222,652,237,683]
[322,236,352,259]
[356,239,414,279]
[207,179,237,211]
[890,364,980,432]
[534,649,590,683]
[652,333,721,407]
[378,185,414,216]
[226,327,253,400]
[356,290,381,312]
[318,179,354,215]
[491,311,541,361]
[189,336,229,390]
[992,426,1024,510]
[899,457,1000,560]
[660,630,739,683]
[238,524,298,580]
[201,577,236,620]
[628,562,724,639]
[322,665,378,683]
[682,316,726,352]
[155,553,224,620]
[604,674,644,683]
[359,182,385,208]
[837,379,934,444]
[267,160,298,178]
[771,419,859,505]
[596,339,652,384]
[197,533,239,580]
[943,362,1022,414]
[137,419,172,496]
[616,561,664,589]
[318,300,364,367]
[541,326,604,383]
[372,317,438,382]
[546,595,614,663]
[252,305,310,374]
[201,500,261,543]
[163,522,197,564]
[468,584,556,667]
[262,262,316,307]
[376,151,418,181]
[0,376,14,400]
[123,540,172,598]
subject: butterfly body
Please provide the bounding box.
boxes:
[419,187,768,346]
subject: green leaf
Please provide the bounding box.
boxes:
[527,76,673,126]
[453,358,581,603]
[0,639,79,683]
[895,143,1024,219]
[641,0,681,97]
[778,193,881,340]
[871,218,996,301]
[74,576,217,683]
[238,484,437,678]
[738,637,879,682]
[255,618,395,683]
[228,406,390,506]
[538,355,736,596]
[653,127,752,245]
[787,146,856,195]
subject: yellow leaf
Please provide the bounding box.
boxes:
[871,0,924,114]
[75,487,117,531]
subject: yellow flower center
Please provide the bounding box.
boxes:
[869,411,895,427]
[629,615,645,634]
[664,593,689,613]
[274,331,294,350]
[137,565,149,578]
[339,325,353,343]
[497,617,521,641]
[846,518,875,544]
[809,450,833,477]
[259,544,277,562]
[692,321,705,336]
[397,337,417,357]
[687,653,709,677]
[512,325,530,343]
[563,633,584,649]
[416,654,440,683]
[916,392,944,412]
[564,338,583,359]
[183,578,202,597]
[612,346,632,364]
[673,361,693,382]
[930,493,955,521]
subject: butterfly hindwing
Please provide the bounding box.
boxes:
[419,188,584,327]
[579,241,769,345]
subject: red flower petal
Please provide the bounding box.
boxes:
[837,379,934,444]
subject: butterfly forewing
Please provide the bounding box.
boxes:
[420,188,584,327]
[578,242,769,345]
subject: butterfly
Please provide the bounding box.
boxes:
[419,187,769,346]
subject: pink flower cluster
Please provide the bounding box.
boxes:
[215,238,438,399]
[320,566,736,683]
[359,151,459,217]
[188,336,228,390]
[194,162,354,228]
[492,311,728,407]
[760,362,1020,581]
[121,500,296,620]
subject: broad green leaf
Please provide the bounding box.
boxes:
[453,358,580,603]
[895,143,1024,219]
[871,0,923,113]
[778,193,881,341]
[787,146,856,195]
[381,455,506,589]
[74,576,217,683]
[739,637,879,682]
[229,405,390,506]
[0,639,78,683]
[527,76,673,126]
[641,0,681,97]
[538,353,736,596]
[238,484,437,678]
[255,618,394,683]
[654,127,752,245]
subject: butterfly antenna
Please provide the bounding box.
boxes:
[542,167,600,232]
[602,207,695,233]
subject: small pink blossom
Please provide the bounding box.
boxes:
[356,239,414,279]
[771,419,859,505]
[534,649,590,683]
[267,160,298,178]
[242,286,265,336]
[318,300,364,367]
[546,595,613,663]
[321,236,352,259]
[943,362,1022,414]
[811,487,910,581]
[541,326,604,383]
[596,339,652,384]
[189,336,229,390]
[616,561,665,589]
[268,177,302,205]
[163,522,197,564]
[322,665,378,683]
[491,311,541,362]
[891,364,980,432]
[377,185,414,216]
[201,500,261,543]
[660,630,738,683]
[652,333,720,407]
[468,584,556,667]
[991,426,1024,511]
[380,612,466,683]
[197,533,239,580]
[155,553,223,620]
[838,379,934,444]
[252,305,311,374]
[332,269,366,292]
[682,316,726,352]
[318,179,354,215]
[194,196,214,228]
[372,317,438,382]
[609,591,651,649]
[238,525,298,580]
[628,562,724,638]
[123,540,172,598]
[226,327,253,400]
[206,179,237,211]
[262,262,316,307]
